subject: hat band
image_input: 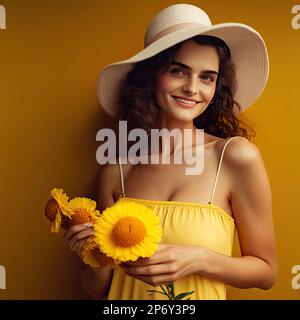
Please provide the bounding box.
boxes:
[145,22,206,47]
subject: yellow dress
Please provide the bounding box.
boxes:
[106,137,242,300]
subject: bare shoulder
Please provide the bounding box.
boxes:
[98,156,132,180]
[220,136,263,170]
[218,136,272,218]
[213,136,267,203]
[97,162,119,211]
[97,158,133,211]
[98,160,120,182]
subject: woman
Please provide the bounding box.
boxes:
[63,4,277,300]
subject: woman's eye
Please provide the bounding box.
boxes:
[171,68,185,76]
[201,74,214,82]
[170,69,215,82]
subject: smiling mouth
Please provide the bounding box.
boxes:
[171,95,201,106]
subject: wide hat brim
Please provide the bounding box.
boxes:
[97,22,269,117]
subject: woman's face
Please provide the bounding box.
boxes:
[155,39,219,123]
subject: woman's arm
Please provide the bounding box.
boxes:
[80,265,113,300]
[196,249,275,289]
[79,163,120,299]
[121,139,277,289]
[200,138,277,289]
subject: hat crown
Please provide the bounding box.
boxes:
[144,4,212,47]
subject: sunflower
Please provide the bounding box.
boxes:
[45,190,101,233]
[94,200,163,262]
[64,197,100,229]
[45,188,72,233]
[81,238,117,268]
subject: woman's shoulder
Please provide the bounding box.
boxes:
[98,156,133,178]
[98,157,134,207]
[98,156,134,192]
[213,135,262,170]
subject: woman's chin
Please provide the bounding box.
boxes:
[167,111,196,123]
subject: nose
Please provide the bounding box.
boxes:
[182,77,198,96]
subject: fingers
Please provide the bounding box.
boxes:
[63,223,93,243]
[63,224,94,255]
[73,236,94,256]
[121,262,177,276]
[122,248,173,267]
[69,227,94,251]
[156,244,170,252]
[121,257,150,267]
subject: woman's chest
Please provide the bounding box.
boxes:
[113,151,234,218]
[121,161,216,201]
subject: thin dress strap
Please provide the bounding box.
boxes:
[118,156,126,198]
[208,136,247,204]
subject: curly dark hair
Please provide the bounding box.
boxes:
[115,35,255,140]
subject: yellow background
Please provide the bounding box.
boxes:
[0,0,299,299]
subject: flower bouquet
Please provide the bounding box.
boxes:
[44,188,114,268]
[45,188,194,299]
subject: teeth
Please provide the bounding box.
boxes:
[173,97,196,104]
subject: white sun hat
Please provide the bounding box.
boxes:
[97,3,269,117]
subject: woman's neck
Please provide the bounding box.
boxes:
[154,118,200,156]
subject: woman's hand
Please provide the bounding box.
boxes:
[63,223,94,256]
[120,244,206,286]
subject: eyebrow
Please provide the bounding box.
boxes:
[171,61,219,76]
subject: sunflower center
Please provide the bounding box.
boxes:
[45,199,60,222]
[69,208,91,225]
[111,216,146,247]
[73,208,88,214]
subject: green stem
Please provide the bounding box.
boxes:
[168,283,175,299]
[160,285,171,300]
[166,284,170,297]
